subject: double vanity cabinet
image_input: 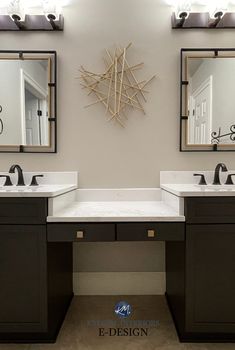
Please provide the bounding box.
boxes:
[0,170,235,343]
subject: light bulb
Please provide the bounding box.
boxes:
[175,0,192,18]
[206,0,228,17]
[42,0,61,21]
[8,0,25,21]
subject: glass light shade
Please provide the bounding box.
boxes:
[42,0,61,20]
[206,0,228,17]
[8,0,25,21]
[0,1,11,15]
[175,1,192,18]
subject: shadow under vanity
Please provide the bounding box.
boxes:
[0,166,235,343]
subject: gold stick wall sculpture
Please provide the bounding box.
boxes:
[79,43,156,127]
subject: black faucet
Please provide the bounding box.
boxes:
[9,164,25,186]
[213,163,228,185]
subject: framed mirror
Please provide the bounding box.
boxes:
[180,48,235,152]
[0,50,57,153]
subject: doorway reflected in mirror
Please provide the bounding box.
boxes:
[180,49,235,151]
[0,51,56,153]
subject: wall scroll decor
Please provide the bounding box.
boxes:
[79,43,156,127]
[211,125,235,145]
[0,105,3,135]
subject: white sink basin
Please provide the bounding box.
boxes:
[0,184,77,197]
[0,186,36,191]
[195,184,235,191]
[161,183,235,197]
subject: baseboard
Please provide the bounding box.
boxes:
[73,272,166,295]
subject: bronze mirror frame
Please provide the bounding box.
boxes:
[0,50,57,153]
[180,48,235,152]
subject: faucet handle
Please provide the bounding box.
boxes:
[30,175,44,186]
[225,174,235,185]
[0,175,13,186]
[193,173,207,185]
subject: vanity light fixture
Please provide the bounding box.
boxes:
[43,0,62,29]
[209,10,225,28]
[170,0,235,29]
[8,0,25,20]
[170,0,192,27]
[208,1,228,27]
[0,0,64,31]
[8,0,25,29]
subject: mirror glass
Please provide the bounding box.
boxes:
[181,49,235,151]
[0,52,56,153]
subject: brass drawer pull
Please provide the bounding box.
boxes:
[147,229,155,238]
[76,231,84,239]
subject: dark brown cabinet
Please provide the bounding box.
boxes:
[0,198,47,224]
[117,222,184,241]
[48,223,116,242]
[185,224,235,334]
[2,195,235,343]
[0,198,73,343]
[0,225,47,333]
[166,197,235,342]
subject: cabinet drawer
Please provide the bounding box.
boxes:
[47,223,116,242]
[0,198,47,224]
[117,223,185,241]
[185,197,235,224]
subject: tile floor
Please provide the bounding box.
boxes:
[0,296,234,350]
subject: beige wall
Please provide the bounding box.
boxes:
[1,0,235,292]
[1,0,235,187]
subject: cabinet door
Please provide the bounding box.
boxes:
[186,224,235,333]
[0,225,47,333]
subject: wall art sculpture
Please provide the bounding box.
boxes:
[79,43,156,127]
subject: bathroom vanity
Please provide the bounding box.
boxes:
[0,173,77,342]
[0,197,73,341]
[165,194,235,341]
[0,170,235,343]
[162,171,235,342]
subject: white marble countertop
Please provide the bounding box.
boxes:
[161,184,235,197]
[0,184,78,198]
[47,189,185,222]
[0,171,78,197]
[160,170,235,197]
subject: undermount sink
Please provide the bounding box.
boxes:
[195,184,235,190]
[0,184,77,197]
[0,185,48,191]
[0,186,36,191]
[0,171,78,197]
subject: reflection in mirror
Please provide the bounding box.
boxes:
[180,49,235,152]
[188,58,235,145]
[0,105,3,135]
[24,64,49,146]
[0,51,56,153]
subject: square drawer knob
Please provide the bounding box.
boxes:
[147,230,155,238]
[76,231,84,239]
